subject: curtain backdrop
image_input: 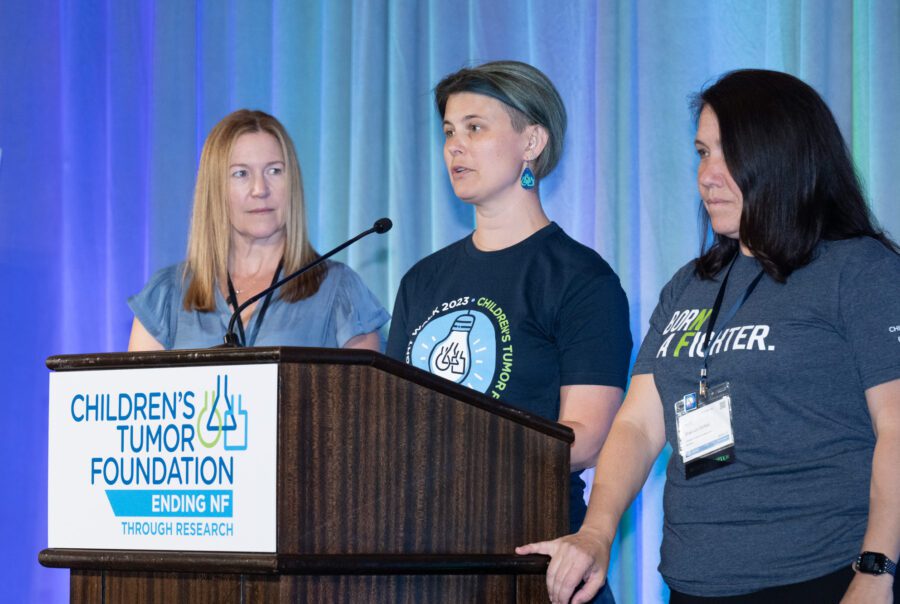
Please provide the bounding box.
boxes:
[2,1,898,601]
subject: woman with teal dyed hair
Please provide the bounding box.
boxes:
[387,61,633,604]
[519,70,900,603]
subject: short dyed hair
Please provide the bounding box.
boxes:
[434,60,567,180]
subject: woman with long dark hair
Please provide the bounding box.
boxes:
[519,70,900,604]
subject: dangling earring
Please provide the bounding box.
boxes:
[520,164,536,190]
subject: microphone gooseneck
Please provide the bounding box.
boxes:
[221,217,393,347]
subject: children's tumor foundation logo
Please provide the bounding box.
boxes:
[197,375,248,451]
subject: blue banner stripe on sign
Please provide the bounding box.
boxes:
[105,490,233,518]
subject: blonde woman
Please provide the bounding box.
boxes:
[128,109,387,350]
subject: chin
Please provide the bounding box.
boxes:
[451,189,479,204]
[713,229,741,241]
[234,227,286,244]
[710,220,740,240]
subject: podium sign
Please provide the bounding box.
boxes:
[48,363,278,552]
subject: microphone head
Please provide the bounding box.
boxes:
[373,217,393,234]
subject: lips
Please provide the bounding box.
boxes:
[704,197,732,207]
[451,165,473,179]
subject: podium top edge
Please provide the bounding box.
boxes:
[46,346,373,371]
[45,347,574,443]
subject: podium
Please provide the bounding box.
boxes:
[39,347,571,602]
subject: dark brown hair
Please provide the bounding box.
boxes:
[693,69,896,281]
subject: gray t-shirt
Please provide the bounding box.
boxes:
[633,237,900,597]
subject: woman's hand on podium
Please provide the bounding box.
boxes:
[516,525,611,604]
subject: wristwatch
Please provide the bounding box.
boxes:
[855,551,897,577]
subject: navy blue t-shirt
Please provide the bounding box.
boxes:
[387,222,632,531]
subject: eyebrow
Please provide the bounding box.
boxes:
[443,113,486,126]
[228,160,285,168]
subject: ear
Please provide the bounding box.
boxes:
[523,124,549,161]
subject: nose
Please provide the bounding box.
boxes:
[445,136,464,157]
[250,172,269,198]
[698,157,724,192]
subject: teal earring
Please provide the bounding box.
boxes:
[520,165,536,190]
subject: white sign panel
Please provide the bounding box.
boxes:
[48,363,278,552]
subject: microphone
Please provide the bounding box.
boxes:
[373,217,392,234]
[221,217,393,347]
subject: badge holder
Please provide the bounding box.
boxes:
[674,382,736,479]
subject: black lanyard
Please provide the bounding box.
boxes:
[226,259,283,347]
[699,255,765,398]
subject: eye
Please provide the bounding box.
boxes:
[266,166,283,176]
[468,123,482,133]
[231,169,248,178]
[695,147,709,159]
[443,128,454,138]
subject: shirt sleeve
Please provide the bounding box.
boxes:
[838,247,900,390]
[556,273,633,389]
[385,272,412,361]
[127,265,181,350]
[331,264,390,348]
[632,262,695,376]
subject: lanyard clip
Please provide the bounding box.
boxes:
[699,368,708,400]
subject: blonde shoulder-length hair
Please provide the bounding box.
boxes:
[182,109,325,311]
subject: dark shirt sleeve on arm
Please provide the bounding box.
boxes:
[557,273,632,389]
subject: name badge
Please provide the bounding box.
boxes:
[674,382,736,478]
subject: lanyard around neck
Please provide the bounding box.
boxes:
[699,254,765,397]
[226,259,283,347]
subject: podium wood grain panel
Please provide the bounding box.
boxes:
[72,571,541,603]
[247,574,518,603]
[278,362,568,554]
[104,571,241,603]
[70,570,102,603]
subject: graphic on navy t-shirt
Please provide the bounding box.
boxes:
[406,296,513,397]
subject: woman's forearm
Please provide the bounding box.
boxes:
[581,414,664,541]
[860,380,900,560]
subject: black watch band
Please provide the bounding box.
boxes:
[855,551,897,577]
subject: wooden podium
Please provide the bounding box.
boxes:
[39,347,571,602]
